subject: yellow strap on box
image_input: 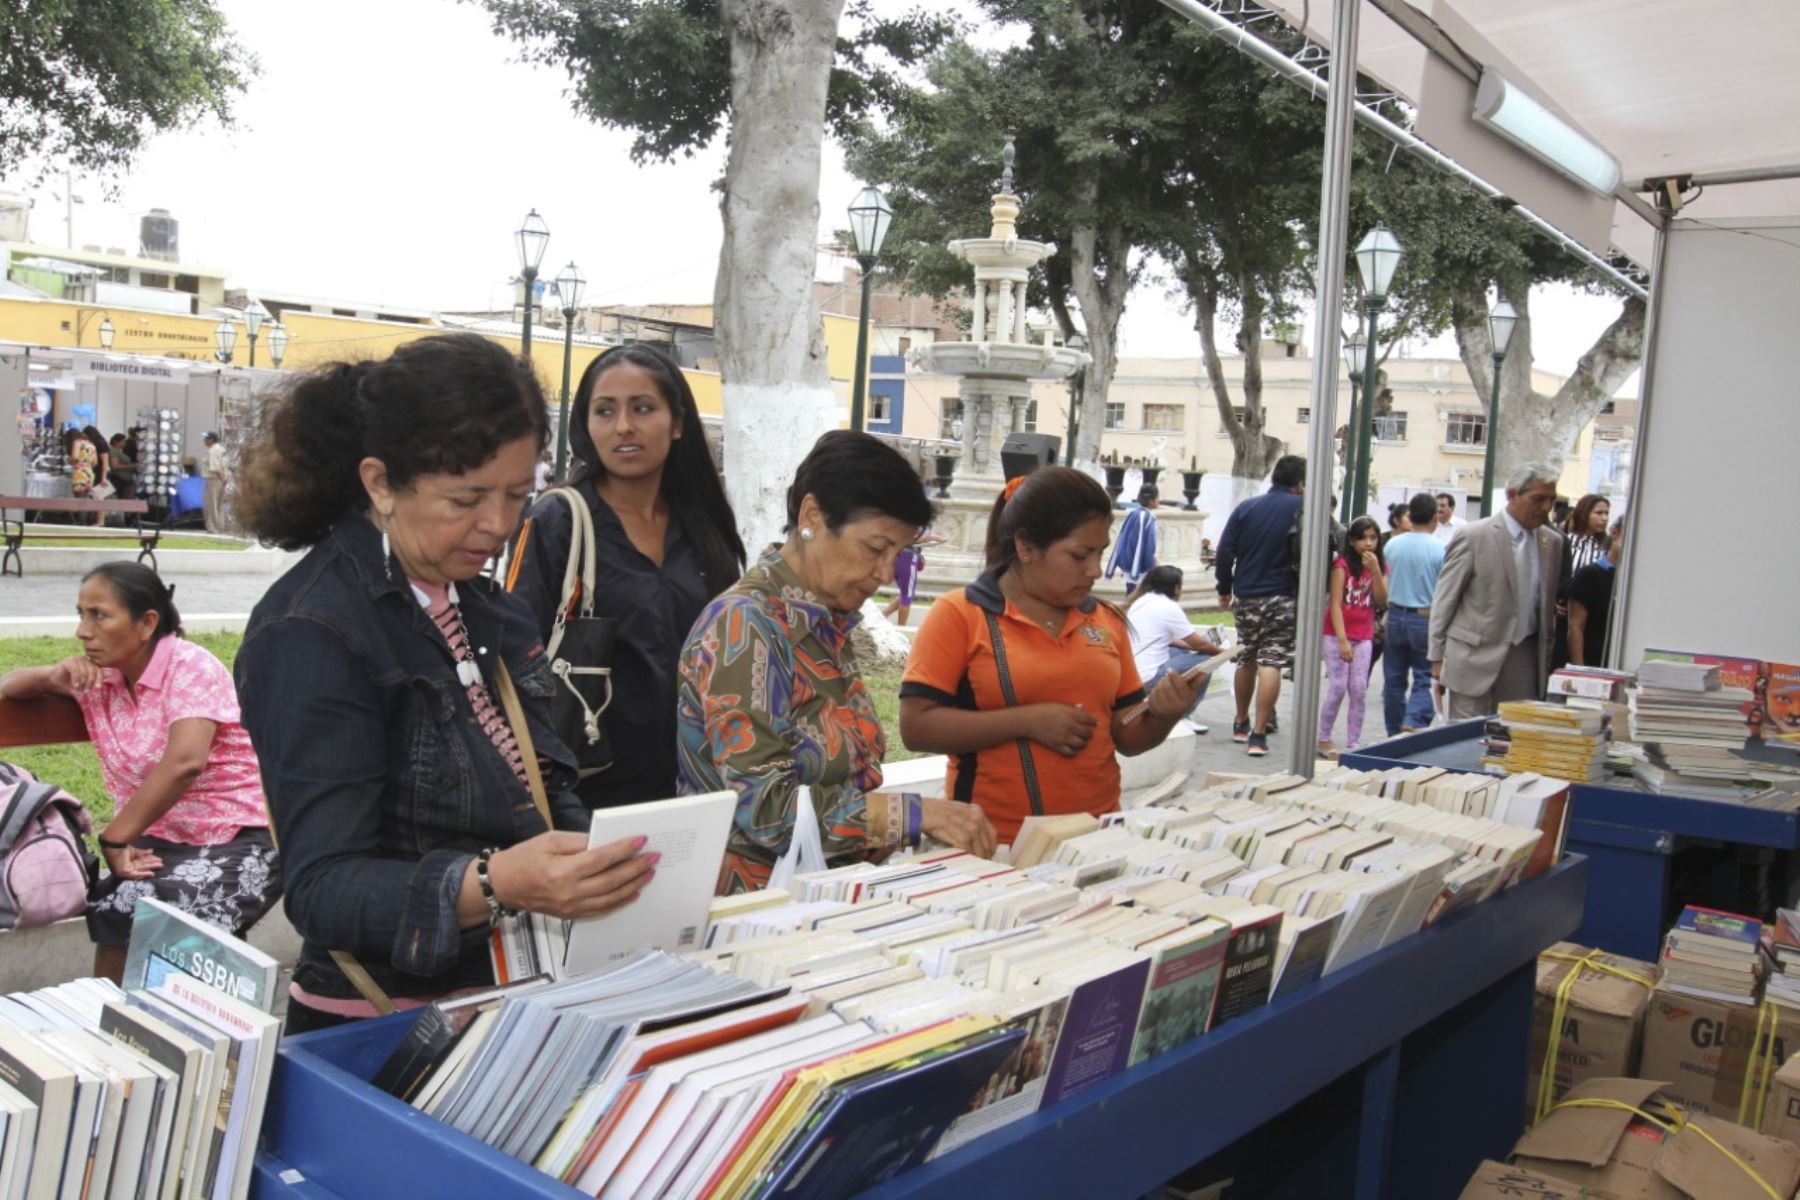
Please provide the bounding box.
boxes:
[1549,1096,1782,1200]
[1738,999,1782,1131]
[1534,950,1656,1124]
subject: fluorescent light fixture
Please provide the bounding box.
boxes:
[1473,69,1621,196]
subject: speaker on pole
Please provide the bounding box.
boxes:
[1000,432,1061,482]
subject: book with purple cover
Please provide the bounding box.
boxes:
[1039,957,1152,1107]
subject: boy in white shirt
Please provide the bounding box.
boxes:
[1125,565,1225,732]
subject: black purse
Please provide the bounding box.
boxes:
[542,489,617,778]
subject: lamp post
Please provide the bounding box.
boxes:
[243,300,269,368]
[1482,297,1519,517]
[267,321,288,369]
[515,209,550,368]
[1064,332,1087,466]
[76,309,116,349]
[1340,330,1366,525]
[98,316,114,350]
[846,185,893,431]
[553,261,587,479]
[213,319,237,365]
[1348,225,1403,519]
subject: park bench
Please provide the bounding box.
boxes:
[0,496,161,577]
[0,693,87,749]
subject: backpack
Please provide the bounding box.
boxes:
[0,761,99,930]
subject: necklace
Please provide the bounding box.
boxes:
[1002,571,1064,633]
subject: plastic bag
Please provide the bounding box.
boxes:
[767,785,828,892]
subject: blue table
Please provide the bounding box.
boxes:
[253,858,1586,1200]
[1342,720,1800,961]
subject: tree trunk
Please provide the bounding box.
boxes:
[714,0,847,553]
[1452,288,1646,495]
[1065,196,1133,467]
[1186,251,1282,485]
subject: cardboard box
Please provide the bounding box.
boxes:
[1639,985,1800,1119]
[1761,1052,1800,1145]
[1513,1077,1800,1200]
[1528,942,1659,1116]
[1458,1159,1604,1198]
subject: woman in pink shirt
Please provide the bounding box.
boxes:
[0,562,278,982]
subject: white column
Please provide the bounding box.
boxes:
[1013,284,1029,343]
[970,280,988,341]
[996,284,1015,347]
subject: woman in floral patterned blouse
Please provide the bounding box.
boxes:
[677,432,997,894]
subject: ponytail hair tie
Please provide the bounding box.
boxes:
[1002,475,1027,502]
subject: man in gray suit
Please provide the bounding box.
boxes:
[1428,462,1564,721]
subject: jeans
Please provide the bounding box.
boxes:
[1382,608,1436,736]
[1148,647,1215,719]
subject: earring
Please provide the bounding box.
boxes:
[380,526,393,581]
[800,527,815,542]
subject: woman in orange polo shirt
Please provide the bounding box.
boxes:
[899,467,1201,846]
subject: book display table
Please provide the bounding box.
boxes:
[251,857,1586,1200]
[1343,720,1800,961]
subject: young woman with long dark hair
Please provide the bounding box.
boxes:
[1318,516,1388,756]
[506,344,745,808]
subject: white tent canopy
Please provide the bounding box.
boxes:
[1258,0,1800,268]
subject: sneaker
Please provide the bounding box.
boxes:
[1246,732,1270,757]
[1232,719,1251,743]
[1266,712,1279,733]
[1317,740,1338,759]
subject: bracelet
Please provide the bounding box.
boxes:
[904,795,922,849]
[476,848,512,923]
[884,793,905,849]
[96,835,131,851]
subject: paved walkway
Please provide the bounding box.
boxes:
[0,559,300,624]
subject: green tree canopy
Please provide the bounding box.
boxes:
[0,0,256,182]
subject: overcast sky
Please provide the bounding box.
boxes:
[16,0,1633,379]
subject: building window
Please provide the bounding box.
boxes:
[1216,405,1248,438]
[1444,412,1487,446]
[1373,412,1408,442]
[1024,400,1038,432]
[869,393,892,424]
[1296,407,1311,424]
[1600,400,1616,415]
[1143,403,1184,432]
[939,398,963,441]
[1104,403,1125,430]
[140,272,172,289]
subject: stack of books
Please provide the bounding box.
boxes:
[1659,904,1765,1005]
[0,899,282,1200]
[1767,908,1800,1010]
[1493,701,1610,783]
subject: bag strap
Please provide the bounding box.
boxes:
[494,660,556,831]
[543,488,599,659]
[981,611,1046,817]
[260,783,399,1015]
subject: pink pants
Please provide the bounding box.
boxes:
[1318,635,1373,745]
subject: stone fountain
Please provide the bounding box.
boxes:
[903,142,1211,607]
[910,140,1086,497]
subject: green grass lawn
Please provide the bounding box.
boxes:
[0,632,243,827]
[21,535,248,551]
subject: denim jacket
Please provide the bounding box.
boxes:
[236,516,588,1001]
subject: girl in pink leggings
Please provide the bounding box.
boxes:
[1319,517,1387,755]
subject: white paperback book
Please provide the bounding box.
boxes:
[561,790,739,977]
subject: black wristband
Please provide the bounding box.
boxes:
[96,835,131,851]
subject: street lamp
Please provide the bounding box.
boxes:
[214,319,237,365]
[267,321,288,369]
[98,317,114,350]
[846,185,893,431]
[1348,224,1403,519]
[1482,297,1519,517]
[1064,332,1087,466]
[1340,330,1366,524]
[515,209,550,367]
[553,261,587,479]
[243,300,270,368]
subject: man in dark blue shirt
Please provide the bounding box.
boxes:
[1213,455,1306,757]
